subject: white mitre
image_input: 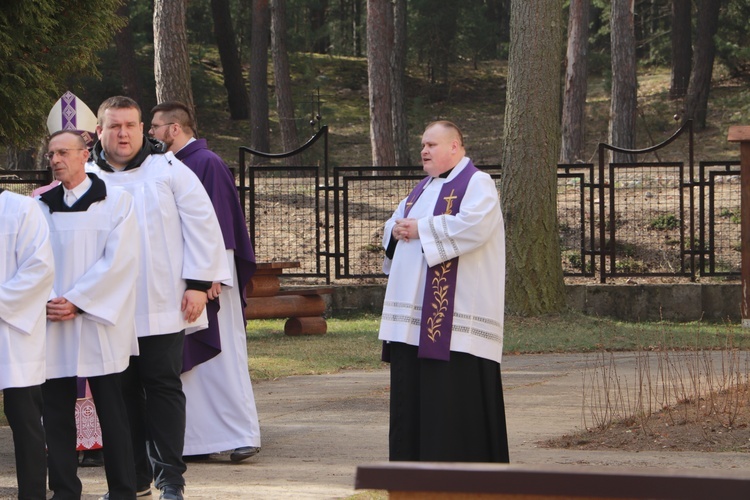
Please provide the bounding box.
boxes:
[47,91,98,147]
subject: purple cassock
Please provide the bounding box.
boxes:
[177,139,257,372]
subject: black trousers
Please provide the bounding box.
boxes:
[43,373,136,500]
[4,385,46,500]
[388,341,510,463]
[122,332,186,490]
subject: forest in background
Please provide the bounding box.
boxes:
[2,0,750,168]
[4,0,750,315]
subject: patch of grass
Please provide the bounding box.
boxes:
[246,311,750,381]
[617,241,636,257]
[565,250,582,269]
[363,244,383,253]
[614,257,647,273]
[503,312,750,354]
[648,214,680,231]
[247,313,385,381]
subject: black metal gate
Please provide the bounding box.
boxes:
[237,120,739,284]
[2,122,739,284]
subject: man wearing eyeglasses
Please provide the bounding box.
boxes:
[37,130,141,500]
[90,96,230,500]
[149,101,261,464]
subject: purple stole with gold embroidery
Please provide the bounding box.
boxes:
[403,161,479,361]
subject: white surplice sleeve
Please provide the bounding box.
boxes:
[168,155,231,284]
[63,191,140,326]
[418,172,501,268]
[0,197,55,334]
[381,196,408,275]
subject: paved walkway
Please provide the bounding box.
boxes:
[0,352,748,499]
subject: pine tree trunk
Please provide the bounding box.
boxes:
[669,0,692,99]
[681,0,720,130]
[310,0,330,54]
[560,0,590,163]
[352,0,363,57]
[270,0,299,165]
[366,0,396,167]
[391,0,411,166]
[153,0,195,122]
[608,0,637,163]
[211,0,250,120]
[114,3,142,102]
[6,146,36,170]
[250,0,271,160]
[502,0,566,316]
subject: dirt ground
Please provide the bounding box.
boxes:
[0,353,748,499]
[545,384,750,453]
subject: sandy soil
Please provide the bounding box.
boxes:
[0,353,747,499]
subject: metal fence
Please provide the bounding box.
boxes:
[699,159,742,277]
[239,120,741,284]
[0,169,52,196]
[4,122,741,284]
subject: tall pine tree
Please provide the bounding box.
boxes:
[0,0,123,147]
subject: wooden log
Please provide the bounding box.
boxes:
[255,261,301,272]
[276,286,335,296]
[245,295,326,320]
[284,316,327,336]
[246,274,281,297]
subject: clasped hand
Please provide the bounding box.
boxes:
[392,217,419,242]
[47,297,78,322]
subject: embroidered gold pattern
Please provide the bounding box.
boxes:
[425,261,452,343]
[405,186,423,211]
[443,189,457,215]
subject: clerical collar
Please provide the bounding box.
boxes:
[39,173,107,213]
[435,157,470,180]
[176,136,197,155]
[63,174,93,205]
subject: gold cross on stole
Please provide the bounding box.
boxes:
[443,189,457,214]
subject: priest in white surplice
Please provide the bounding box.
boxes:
[0,188,55,499]
[37,130,140,499]
[90,96,230,500]
[149,101,261,463]
[379,121,510,463]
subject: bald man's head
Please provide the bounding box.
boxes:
[420,121,466,176]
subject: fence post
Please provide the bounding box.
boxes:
[728,126,750,327]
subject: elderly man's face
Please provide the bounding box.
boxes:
[97,106,144,169]
[47,133,89,189]
[420,124,460,177]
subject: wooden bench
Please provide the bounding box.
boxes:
[355,462,750,499]
[244,262,333,335]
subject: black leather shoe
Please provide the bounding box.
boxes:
[230,446,261,462]
[159,485,184,500]
[80,449,104,467]
[99,486,152,499]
